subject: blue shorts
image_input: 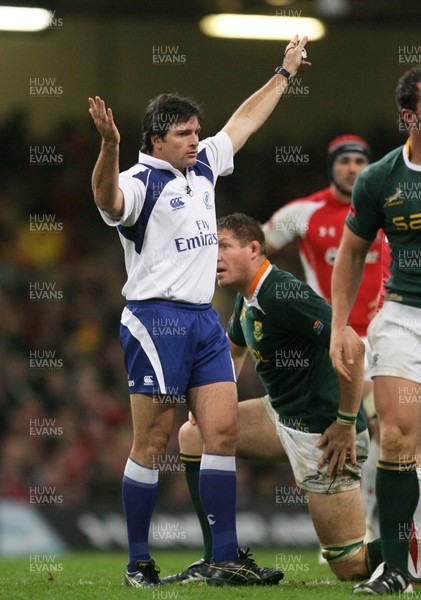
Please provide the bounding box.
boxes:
[120,299,235,396]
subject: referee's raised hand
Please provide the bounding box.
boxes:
[282,34,311,76]
[88,96,120,147]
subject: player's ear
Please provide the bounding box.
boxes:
[151,134,163,149]
[401,108,414,127]
[250,240,262,257]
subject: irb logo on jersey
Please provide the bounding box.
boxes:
[144,375,154,386]
[170,197,185,211]
[203,191,213,210]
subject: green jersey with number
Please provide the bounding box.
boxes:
[346,143,421,307]
[227,262,366,434]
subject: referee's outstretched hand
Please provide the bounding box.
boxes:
[88,96,121,147]
[282,34,311,77]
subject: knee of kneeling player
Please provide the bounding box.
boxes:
[322,539,366,581]
[178,420,203,454]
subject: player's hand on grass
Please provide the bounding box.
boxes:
[88,96,120,147]
[316,421,357,476]
[282,34,311,76]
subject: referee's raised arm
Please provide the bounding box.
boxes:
[88,95,124,220]
[222,34,310,155]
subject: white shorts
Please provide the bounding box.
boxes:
[367,301,421,383]
[262,396,369,494]
[361,336,372,383]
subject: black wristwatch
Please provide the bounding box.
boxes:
[275,66,293,83]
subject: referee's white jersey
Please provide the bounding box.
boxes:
[99,131,233,304]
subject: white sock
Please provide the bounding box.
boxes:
[361,437,379,541]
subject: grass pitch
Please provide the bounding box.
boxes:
[1,549,357,599]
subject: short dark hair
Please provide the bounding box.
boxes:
[141,93,203,154]
[396,66,421,112]
[217,213,266,255]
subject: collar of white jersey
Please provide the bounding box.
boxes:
[245,259,273,304]
[138,151,190,176]
[403,139,421,171]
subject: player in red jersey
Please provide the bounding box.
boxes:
[263,136,385,543]
[264,135,384,337]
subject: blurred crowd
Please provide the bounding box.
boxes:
[0,112,130,506]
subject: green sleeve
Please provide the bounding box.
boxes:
[346,167,384,241]
[226,294,247,347]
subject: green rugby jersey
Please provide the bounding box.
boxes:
[227,262,366,434]
[346,142,421,307]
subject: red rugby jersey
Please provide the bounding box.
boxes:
[264,187,388,336]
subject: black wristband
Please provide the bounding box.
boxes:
[275,66,292,83]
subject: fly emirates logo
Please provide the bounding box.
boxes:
[174,219,218,252]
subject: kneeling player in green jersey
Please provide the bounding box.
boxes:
[162,212,384,585]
